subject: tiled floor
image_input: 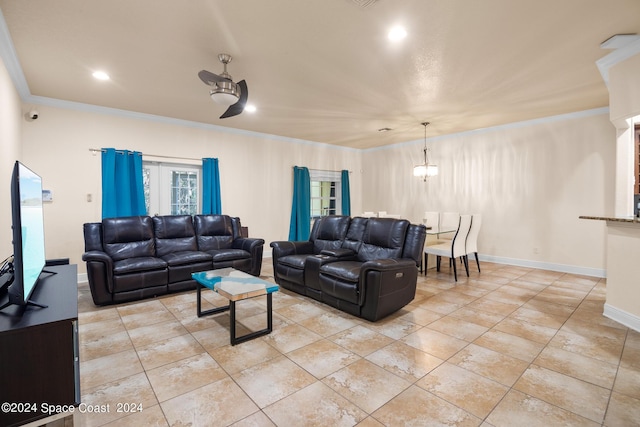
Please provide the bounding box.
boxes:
[70,261,640,426]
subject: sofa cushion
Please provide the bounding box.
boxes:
[113,256,167,275]
[342,217,367,253]
[103,216,156,261]
[205,249,250,262]
[358,218,409,262]
[153,215,198,256]
[194,214,235,251]
[311,215,350,253]
[278,254,312,269]
[319,260,363,283]
[160,250,212,266]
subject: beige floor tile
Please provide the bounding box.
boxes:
[603,391,640,427]
[508,306,568,329]
[146,352,228,402]
[473,329,545,363]
[486,389,600,427]
[275,300,328,323]
[395,305,442,326]
[191,322,237,351]
[263,322,323,353]
[417,362,509,418]
[613,365,640,399]
[514,365,610,424]
[494,317,558,344]
[76,372,158,427]
[263,381,367,426]
[533,345,618,389]
[467,296,520,316]
[79,329,133,362]
[118,305,176,330]
[354,416,385,427]
[449,306,506,328]
[322,359,411,413]
[127,318,189,349]
[366,341,443,382]
[79,317,126,343]
[363,316,423,340]
[80,349,144,391]
[330,325,394,357]
[161,377,259,426]
[78,307,121,325]
[208,338,281,374]
[298,311,360,337]
[522,298,576,318]
[100,404,168,427]
[229,411,276,427]
[287,339,360,379]
[232,355,317,408]
[401,327,468,359]
[371,385,481,426]
[621,331,640,370]
[427,315,489,341]
[550,326,625,365]
[449,343,529,386]
[135,333,205,370]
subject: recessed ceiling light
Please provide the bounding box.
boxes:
[244,104,256,113]
[388,26,407,41]
[92,71,110,81]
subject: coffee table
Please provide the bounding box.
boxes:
[192,268,279,345]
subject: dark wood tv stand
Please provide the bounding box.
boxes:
[0,264,79,427]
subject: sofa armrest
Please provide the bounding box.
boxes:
[81,250,115,305]
[358,258,419,321]
[232,237,265,252]
[270,240,314,258]
[320,248,356,258]
[232,237,265,276]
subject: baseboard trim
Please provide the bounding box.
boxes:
[604,303,640,333]
[478,254,606,278]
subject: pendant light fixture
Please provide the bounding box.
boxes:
[413,122,438,181]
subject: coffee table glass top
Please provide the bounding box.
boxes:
[192,268,279,301]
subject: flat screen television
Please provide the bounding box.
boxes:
[0,161,48,310]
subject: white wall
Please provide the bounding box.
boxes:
[0,55,22,257]
[19,104,362,273]
[362,110,615,275]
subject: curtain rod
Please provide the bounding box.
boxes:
[89,148,202,162]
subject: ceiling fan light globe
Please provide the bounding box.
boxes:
[426,164,438,177]
[210,91,238,105]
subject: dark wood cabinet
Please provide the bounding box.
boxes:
[0,264,79,427]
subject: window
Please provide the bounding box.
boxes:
[143,162,201,216]
[310,170,342,219]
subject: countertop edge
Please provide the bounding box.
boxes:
[579,215,640,223]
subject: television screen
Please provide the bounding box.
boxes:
[9,161,46,305]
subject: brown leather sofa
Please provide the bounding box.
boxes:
[82,214,264,305]
[270,216,426,321]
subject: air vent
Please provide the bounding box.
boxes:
[349,0,378,8]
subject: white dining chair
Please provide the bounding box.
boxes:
[437,211,460,241]
[362,211,375,217]
[378,211,388,218]
[424,214,472,281]
[465,214,482,272]
[423,211,439,229]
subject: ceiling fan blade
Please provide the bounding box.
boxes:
[198,69,228,85]
[220,80,248,119]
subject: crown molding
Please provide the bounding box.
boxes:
[597,37,640,86]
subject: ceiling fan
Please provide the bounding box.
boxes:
[198,53,248,119]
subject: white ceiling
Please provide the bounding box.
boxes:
[1,0,639,149]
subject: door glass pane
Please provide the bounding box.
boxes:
[171,170,198,215]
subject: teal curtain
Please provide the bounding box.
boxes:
[101,148,145,219]
[202,158,222,214]
[341,169,351,216]
[288,166,311,241]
